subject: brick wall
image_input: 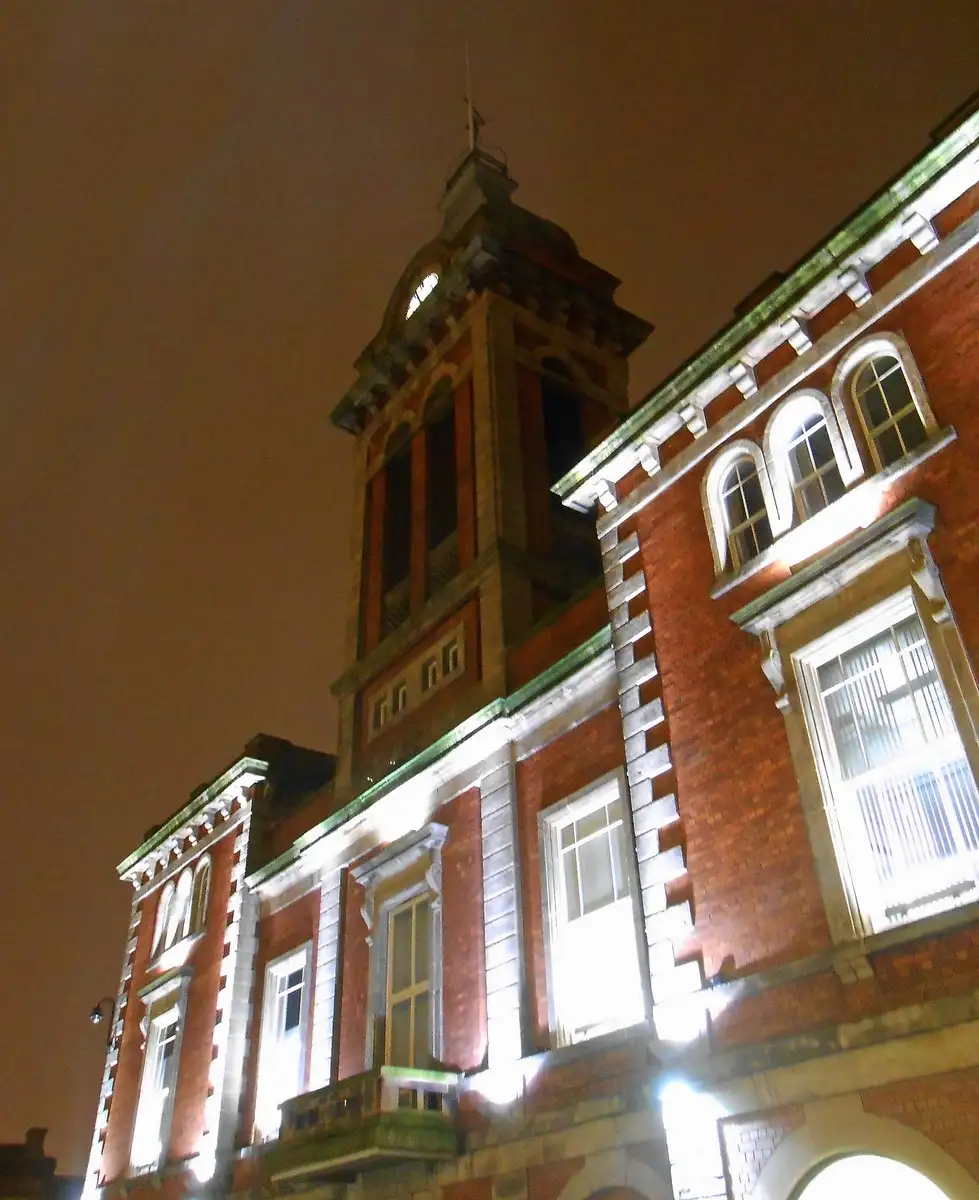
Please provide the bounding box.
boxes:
[336,787,487,1079]
[862,1067,979,1177]
[440,787,488,1072]
[515,704,626,1049]
[619,241,979,1026]
[101,825,238,1181]
[506,583,608,692]
[721,1105,806,1200]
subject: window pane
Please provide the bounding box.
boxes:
[578,831,615,914]
[875,425,904,467]
[611,819,630,898]
[741,472,764,516]
[412,992,431,1068]
[724,485,747,526]
[388,1001,411,1067]
[789,438,814,483]
[880,366,912,414]
[414,902,430,985]
[390,908,413,994]
[284,983,302,1032]
[577,805,608,841]
[562,850,581,921]
[823,466,846,505]
[898,410,927,454]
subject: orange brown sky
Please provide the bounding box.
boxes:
[1,0,977,1174]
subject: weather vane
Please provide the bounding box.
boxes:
[464,39,486,152]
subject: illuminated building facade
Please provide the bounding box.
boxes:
[86,97,979,1200]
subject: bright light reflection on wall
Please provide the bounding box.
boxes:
[659,1079,726,1200]
[471,1057,542,1107]
[777,482,882,569]
[798,1156,950,1200]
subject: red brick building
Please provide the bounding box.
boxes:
[85,97,979,1200]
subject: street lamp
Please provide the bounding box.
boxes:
[89,996,116,1048]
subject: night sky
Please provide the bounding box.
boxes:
[2,1,977,1174]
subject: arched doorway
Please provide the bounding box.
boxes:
[797,1155,951,1200]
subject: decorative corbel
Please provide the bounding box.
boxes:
[678,401,708,438]
[760,627,791,712]
[902,211,939,255]
[425,843,444,911]
[596,480,618,511]
[780,315,812,355]
[909,537,952,624]
[729,361,757,398]
[838,265,872,307]
[360,889,376,947]
[637,438,660,477]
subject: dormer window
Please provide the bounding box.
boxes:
[405,272,439,319]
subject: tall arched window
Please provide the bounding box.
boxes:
[165,870,193,950]
[424,386,459,596]
[152,882,175,957]
[720,456,774,569]
[381,424,414,634]
[851,353,927,467]
[191,857,211,933]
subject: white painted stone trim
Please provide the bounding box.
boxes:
[586,201,979,533]
[308,867,343,1091]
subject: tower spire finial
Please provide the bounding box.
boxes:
[464,38,485,152]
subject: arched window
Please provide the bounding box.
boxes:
[165,870,193,950]
[851,353,927,467]
[191,857,211,933]
[152,882,175,957]
[720,455,774,569]
[784,410,846,519]
[796,1155,951,1200]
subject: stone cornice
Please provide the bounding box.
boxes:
[555,106,979,516]
[117,756,266,884]
[330,232,651,435]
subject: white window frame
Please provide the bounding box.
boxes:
[129,971,190,1176]
[354,823,447,1070]
[702,439,780,575]
[151,881,175,958]
[794,587,979,937]
[831,333,938,473]
[763,389,863,534]
[539,770,647,1047]
[252,942,314,1143]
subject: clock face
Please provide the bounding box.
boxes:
[405,272,439,319]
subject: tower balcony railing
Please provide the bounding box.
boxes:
[263,1066,459,1184]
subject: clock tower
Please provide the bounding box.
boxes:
[329,146,652,795]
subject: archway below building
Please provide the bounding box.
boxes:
[797,1155,951,1200]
